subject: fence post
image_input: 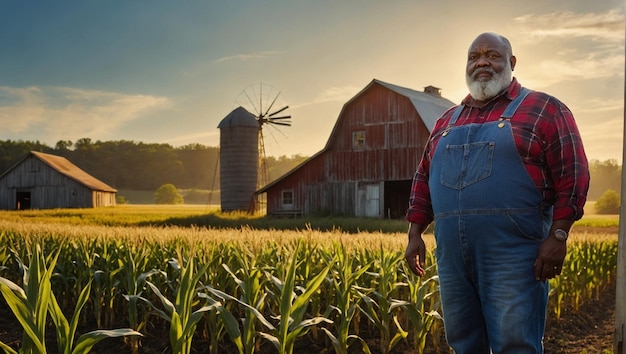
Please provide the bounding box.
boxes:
[615,51,626,354]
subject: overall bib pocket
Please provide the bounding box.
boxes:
[440,141,495,189]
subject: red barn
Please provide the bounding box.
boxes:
[257,79,455,218]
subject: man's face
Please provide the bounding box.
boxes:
[465,34,515,101]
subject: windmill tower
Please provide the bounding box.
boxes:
[217,83,291,213]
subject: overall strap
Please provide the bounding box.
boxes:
[501,87,531,118]
[448,105,464,126]
[443,87,532,136]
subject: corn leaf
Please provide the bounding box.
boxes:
[71,329,143,354]
[0,340,18,354]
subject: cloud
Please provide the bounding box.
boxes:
[514,9,624,42]
[291,86,360,110]
[521,53,624,88]
[215,50,282,63]
[0,86,169,143]
[575,97,624,113]
[512,9,624,88]
[0,87,47,132]
[316,86,361,102]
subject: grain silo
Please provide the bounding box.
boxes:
[217,106,259,212]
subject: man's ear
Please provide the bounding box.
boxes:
[510,55,517,71]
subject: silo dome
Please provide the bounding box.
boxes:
[217,107,259,212]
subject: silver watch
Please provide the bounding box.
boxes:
[553,228,568,242]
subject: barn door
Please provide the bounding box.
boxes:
[356,184,380,217]
[365,184,380,217]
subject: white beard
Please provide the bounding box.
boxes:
[466,63,513,101]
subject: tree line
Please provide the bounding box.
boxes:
[0,139,308,191]
[0,139,620,201]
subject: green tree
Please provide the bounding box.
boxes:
[154,184,184,204]
[588,159,621,200]
[594,189,620,214]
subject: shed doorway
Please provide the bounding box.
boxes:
[16,191,31,210]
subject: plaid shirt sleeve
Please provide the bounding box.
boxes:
[406,80,590,225]
[523,91,590,221]
[405,111,452,226]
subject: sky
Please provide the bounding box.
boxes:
[0,1,624,162]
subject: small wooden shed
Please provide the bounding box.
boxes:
[256,79,455,218]
[0,151,117,210]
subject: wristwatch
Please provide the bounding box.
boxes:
[553,229,568,242]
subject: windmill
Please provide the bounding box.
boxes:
[234,83,292,189]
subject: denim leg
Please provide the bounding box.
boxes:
[471,216,548,354]
[435,217,490,354]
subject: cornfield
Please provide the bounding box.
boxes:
[0,214,618,354]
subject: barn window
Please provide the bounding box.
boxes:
[353,130,365,150]
[281,190,294,209]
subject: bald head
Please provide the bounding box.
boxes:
[465,32,516,102]
[469,32,513,59]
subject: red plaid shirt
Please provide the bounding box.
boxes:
[407,78,589,225]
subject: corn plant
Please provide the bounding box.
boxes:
[143,255,229,354]
[48,278,143,354]
[259,240,334,354]
[220,248,269,354]
[120,245,164,354]
[397,262,441,353]
[91,240,125,328]
[195,244,244,354]
[548,240,617,318]
[0,245,56,354]
[360,246,407,354]
[320,242,372,354]
[193,291,243,354]
[0,244,141,354]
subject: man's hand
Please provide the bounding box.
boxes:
[405,223,427,276]
[534,235,567,282]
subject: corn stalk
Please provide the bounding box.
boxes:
[360,246,407,354]
[143,255,223,354]
[0,245,57,353]
[0,244,141,354]
[320,243,372,354]
[397,262,441,353]
[259,240,334,354]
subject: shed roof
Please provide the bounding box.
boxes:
[217,106,259,128]
[1,151,117,192]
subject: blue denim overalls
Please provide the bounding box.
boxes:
[429,88,552,353]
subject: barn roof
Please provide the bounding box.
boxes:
[257,79,456,194]
[2,151,117,192]
[375,80,455,130]
[322,78,454,150]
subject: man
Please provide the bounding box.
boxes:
[405,32,589,353]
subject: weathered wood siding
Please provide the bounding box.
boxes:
[325,84,430,182]
[263,82,433,217]
[0,155,116,209]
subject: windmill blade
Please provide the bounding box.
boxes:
[264,121,289,142]
[269,121,291,127]
[262,91,281,118]
[268,105,289,117]
[268,115,291,120]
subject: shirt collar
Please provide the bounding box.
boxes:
[462,77,521,108]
